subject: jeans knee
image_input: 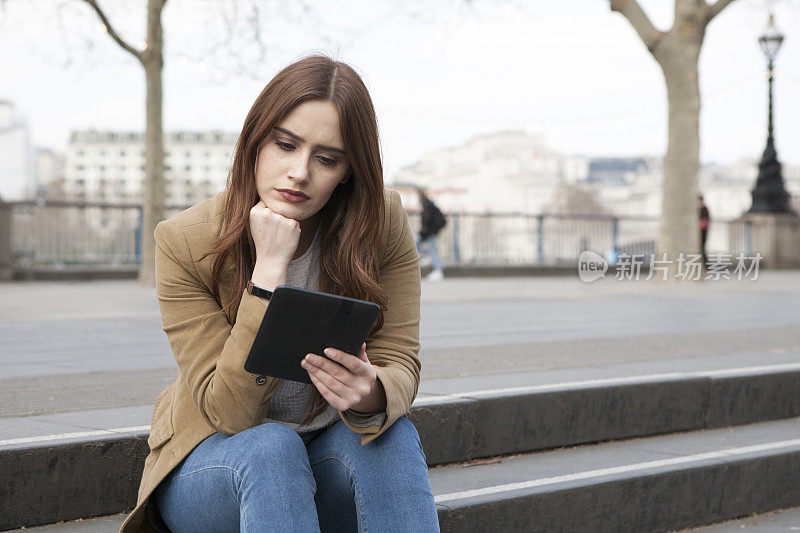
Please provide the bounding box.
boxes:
[375,416,424,455]
[236,423,309,469]
[387,416,419,438]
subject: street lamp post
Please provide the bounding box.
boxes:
[747,14,796,215]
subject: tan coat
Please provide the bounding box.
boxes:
[119,189,422,532]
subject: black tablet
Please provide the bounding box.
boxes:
[244,285,381,384]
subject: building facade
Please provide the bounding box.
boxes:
[391,130,590,214]
[63,130,237,204]
[0,101,35,202]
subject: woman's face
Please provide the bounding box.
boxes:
[254,99,350,224]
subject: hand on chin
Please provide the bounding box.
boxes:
[263,200,302,221]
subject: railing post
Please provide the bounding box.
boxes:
[452,214,460,264]
[135,206,143,264]
[0,201,11,281]
[745,220,753,255]
[536,215,544,264]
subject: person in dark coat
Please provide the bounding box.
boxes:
[698,195,710,268]
[415,187,446,281]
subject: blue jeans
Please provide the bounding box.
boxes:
[415,235,444,272]
[153,416,440,532]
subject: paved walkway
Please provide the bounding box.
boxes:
[1,272,799,419]
[686,506,800,531]
[18,502,800,531]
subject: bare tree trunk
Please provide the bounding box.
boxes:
[83,0,166,285]
[655,31,702,273]
[611,0,736,278]
[139,0,165,286]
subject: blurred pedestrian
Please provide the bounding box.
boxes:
[698,195,710,268]
[416,187,447,281]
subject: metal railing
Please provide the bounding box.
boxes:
[4,200,189,272]
[407,211,750,266]
[1,200,752,272]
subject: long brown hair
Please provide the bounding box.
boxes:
[199,54,388,427]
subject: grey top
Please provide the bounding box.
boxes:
[260,225,387,444]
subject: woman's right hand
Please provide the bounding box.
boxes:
[249,199,300,282]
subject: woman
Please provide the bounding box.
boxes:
[119,54,439,533]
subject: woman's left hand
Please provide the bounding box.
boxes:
[300,342,384,412]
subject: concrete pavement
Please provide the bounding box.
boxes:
[1,272,799,419]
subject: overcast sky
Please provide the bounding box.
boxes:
[1,0,798,181]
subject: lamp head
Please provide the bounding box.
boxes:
[759,13,784,61]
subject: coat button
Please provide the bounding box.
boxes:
[255,375,267,385]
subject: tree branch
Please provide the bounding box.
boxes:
[81,0,143,63]
[706,0,736,22]
[609,0,665,53]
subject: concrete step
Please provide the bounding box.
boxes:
[430,417,800,532]
[10,418,800,532]
[415,351,800,464]
[3,352,800,530]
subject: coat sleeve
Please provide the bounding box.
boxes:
[338,190,422,445]
[154,219,279,436]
